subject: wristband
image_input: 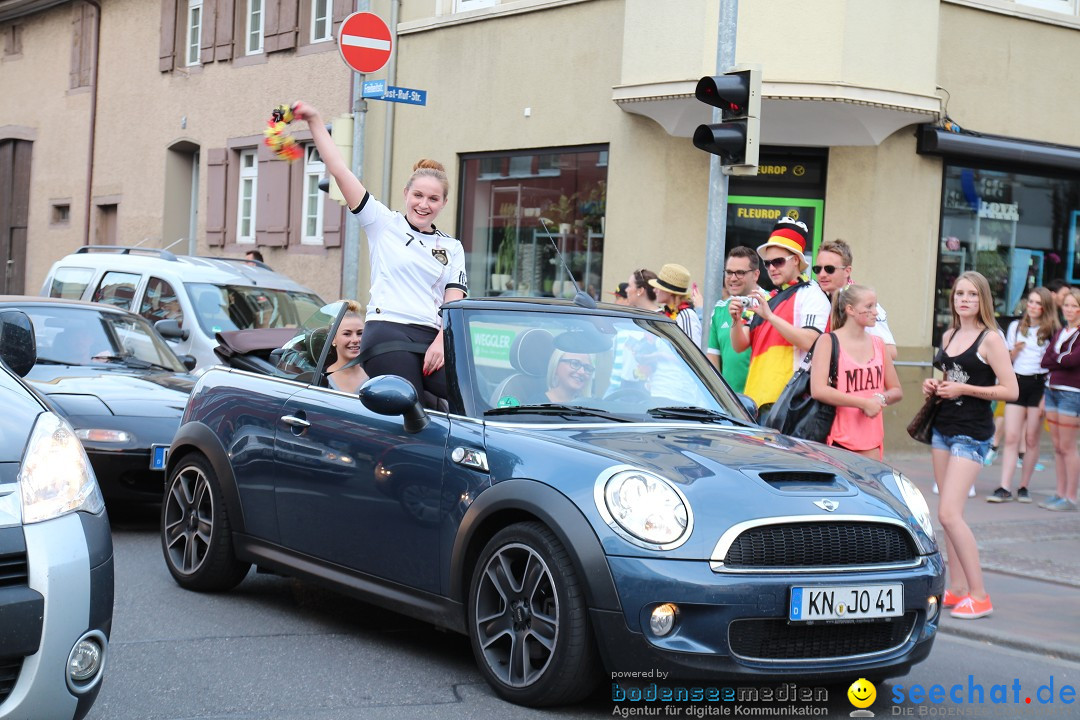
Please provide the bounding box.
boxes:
[873,392,887,407]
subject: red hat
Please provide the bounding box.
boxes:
[757,217,809,271]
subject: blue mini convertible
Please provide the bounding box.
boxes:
[161,298,943,707]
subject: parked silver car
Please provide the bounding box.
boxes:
[0,309,113,720]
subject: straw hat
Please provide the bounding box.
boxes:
[648,263,691,296]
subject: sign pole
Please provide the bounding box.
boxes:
[341,0,371,302]
[701,0,738,352]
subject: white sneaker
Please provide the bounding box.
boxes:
[983,448,998,466]
[933,482,974,497]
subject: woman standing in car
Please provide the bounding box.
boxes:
[294,102,466,403]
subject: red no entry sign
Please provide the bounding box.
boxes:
[338,12,392,74]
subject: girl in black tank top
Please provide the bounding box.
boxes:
[933,329,998,441]
[922,272,1018,621]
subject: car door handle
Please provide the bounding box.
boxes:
[281,414,310,429]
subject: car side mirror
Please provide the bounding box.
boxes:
[155,318,190,341]
[0,310,37,377]
[179,354,198,371]
[736,393,758,422]
[359,375,429,434]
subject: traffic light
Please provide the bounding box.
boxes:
[693,66,761,175]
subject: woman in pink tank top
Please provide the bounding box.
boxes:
[810,285,903,459]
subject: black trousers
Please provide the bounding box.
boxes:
[360,320,447,401]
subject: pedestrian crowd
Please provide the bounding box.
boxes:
[622,215,1080,624]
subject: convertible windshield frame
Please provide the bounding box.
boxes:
[450,303,750,424]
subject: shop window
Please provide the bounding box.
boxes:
[460,145,608,299]
[933,166,1080,344]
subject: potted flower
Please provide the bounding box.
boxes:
[491,203,518,292]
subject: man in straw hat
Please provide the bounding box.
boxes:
[649,263,701,345]
[728,217,830,409]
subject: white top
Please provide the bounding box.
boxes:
[791,283,831,369]
[353,194,467,329]
[674,306,702,346]
[1006,320,1049,376]
[866,302,895,346]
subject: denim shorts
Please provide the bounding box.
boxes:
[931,429,993,463]
[1044,387,1080,418]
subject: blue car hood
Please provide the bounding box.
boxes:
[483,422,923,560]
[26,366,194,418]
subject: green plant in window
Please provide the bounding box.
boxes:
[580,181,606,232]
[494,203,518,276]
[544,193,578,229]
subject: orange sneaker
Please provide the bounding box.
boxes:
[950,595,993,619]
[943,589,967,608]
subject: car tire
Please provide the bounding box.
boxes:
[160,452,250,591]
[467,521,598,707]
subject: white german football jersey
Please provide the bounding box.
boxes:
[352,193,468,329]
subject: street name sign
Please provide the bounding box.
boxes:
[338,12,392,74]
[380,86,427,106]
[361,79,387,98]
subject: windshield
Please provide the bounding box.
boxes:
[460,307,749,422]
[187,283,324,335]
[29,305,187,372]
[271,301,348,380]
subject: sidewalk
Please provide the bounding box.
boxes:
[885,445,1080,662]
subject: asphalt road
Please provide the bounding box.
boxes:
[87,507,1079,720]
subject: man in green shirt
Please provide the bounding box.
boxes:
[707,246,759,393]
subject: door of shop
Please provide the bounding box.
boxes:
[0,139,30,295]
[726,151,827,291]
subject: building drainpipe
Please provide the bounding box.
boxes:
[381,0,399,199]
[82,0,101,246]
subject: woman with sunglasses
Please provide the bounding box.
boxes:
[814,239,897,360]
[546,351,595,403]
[324,301,369,394]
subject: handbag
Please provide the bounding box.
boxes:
[761,333,839,443]
[906,395,942,445]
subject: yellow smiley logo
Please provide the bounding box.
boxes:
[848,678,877,709]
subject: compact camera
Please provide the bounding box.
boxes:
[731,295,759,307]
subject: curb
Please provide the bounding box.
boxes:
[936,624,1080,664]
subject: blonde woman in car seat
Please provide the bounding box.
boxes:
[294,101,467,403]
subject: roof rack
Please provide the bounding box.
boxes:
[76,245,179,261]
[197,256,271,271]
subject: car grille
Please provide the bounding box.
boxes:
[722,522,918,569]
[0,550,28,588]
[0,657,23,704]
[729,613,917,661]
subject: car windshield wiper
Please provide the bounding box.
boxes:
[33,356,71,365]
[484,404,631,422]
[96,354,157,370]
[647,405,754,426]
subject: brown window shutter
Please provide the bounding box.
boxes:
[80,4,96,87]
[255,145,291,247]
[214,0,234,60]
[70,4,84,88]
[271,0,298,53]
[322,200,343,248]
[332,0,351,29]
[199,0,217,63]
[159,0,178,72]
[262,0,280,52]
[206,148,229,246]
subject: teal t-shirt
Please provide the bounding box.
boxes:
[708,299,751,393]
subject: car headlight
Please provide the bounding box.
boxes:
[595,468,693,550]
[19,412,105,524]
[894,472,934,543]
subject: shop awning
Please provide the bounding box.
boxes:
[612,81,941,147]
[917,125,1080,173]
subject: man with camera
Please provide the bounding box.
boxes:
[708,246,760,393]
[728,217,830,410]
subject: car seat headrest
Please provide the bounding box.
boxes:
[508,328,555,377]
